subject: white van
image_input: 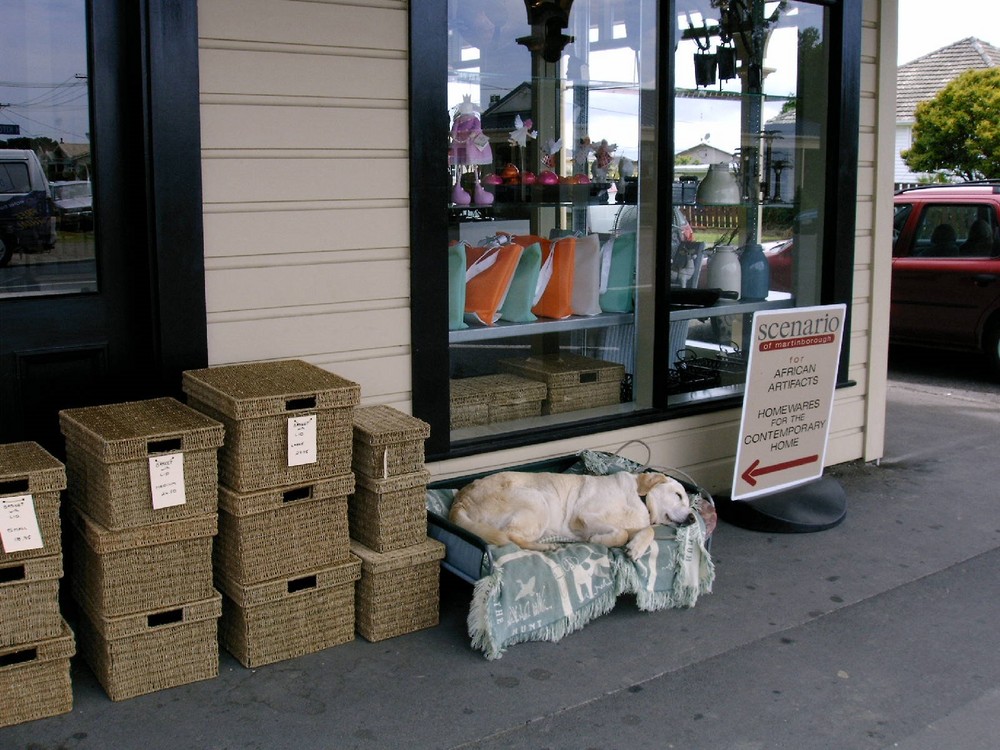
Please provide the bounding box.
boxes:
[0,149,57,266]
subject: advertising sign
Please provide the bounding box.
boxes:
[731,304,846,500]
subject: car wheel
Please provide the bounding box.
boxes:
[0,235,13,268]
[985,316,1000,380]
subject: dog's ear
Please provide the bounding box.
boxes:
[635,472,667,497]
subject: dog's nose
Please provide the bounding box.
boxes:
[680,512,697,527]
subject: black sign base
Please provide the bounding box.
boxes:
[714,476,847,533]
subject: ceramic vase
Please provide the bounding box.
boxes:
[696,162,741,205]
[707,245,741,298]
[740,242,770,301]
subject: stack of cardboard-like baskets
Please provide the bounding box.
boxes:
[182,359,362,668]
[0,442,75,727]
[348,405,444,642]
[59,398,224,701]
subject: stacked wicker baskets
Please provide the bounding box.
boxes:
[182,359,362,668]
[348,405,444,642]
[0,442,75,727]
[500,353,625,414]
[59,398,225,701]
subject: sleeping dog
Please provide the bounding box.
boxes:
[449,471,695,560]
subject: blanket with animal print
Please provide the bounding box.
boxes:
[428,454,714,660]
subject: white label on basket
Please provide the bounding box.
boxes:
[0,494,44,553]
[288,414,318,466]
[148,452,187,509]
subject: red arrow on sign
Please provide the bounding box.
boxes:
[741,454,820,487]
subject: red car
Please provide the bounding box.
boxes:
[759,184,1000,376]
[890,184,1000,376]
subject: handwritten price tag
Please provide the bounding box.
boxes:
[287,414,318,467]
[0,495,44,553]
[148,452,188,509]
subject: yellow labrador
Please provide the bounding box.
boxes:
[449,471,694,560]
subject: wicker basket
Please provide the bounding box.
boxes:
[351,538,445,642]
[75,591,221,702]
[500,354,625,415]
[0,554,63,648]
[543,380,622,414]
[351,405,429,480]
[449,379,489,429]
[347,470,430,553]
[68,507,216,617]
[215,473,354,584]
[0,619,74,727]
[216,558,361,668]
[500,353,625,388]
[59,398,224,530]
[182,360,360,492]
[0,442,65,562]
[449,374,546,429]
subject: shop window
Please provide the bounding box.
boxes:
[410,0,860,458]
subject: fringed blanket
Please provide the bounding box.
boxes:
[427,452,715,660]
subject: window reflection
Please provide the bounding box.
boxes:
[0,0,96,297]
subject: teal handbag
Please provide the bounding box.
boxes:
[599,231,637,313]
[499,241,543,323]
[448,242,468,330]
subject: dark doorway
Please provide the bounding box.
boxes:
[0,0,207,458]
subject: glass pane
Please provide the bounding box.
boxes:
[446,0,658,441]
[669,0,830,404]
[0,0,96,298]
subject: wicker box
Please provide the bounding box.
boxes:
[352,405,429,480]
[352,539,445,642]
[543,380,623,414]
[0,620,74,727]
[449,379,489,429]
[348,470,430,553]
[76,591,221,702]
[500,354,625,414]
[216,558,361,668]
[0,442,65,562]
[182,360,360,492]
[449,374,546,429]
[0,554,63,648]
[68,507,216,617]
[59,398,224,530]
[215,473,354,584]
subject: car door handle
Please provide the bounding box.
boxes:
[973,274,998,287]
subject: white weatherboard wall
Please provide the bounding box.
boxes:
[198,0,412,409]
[197,0,892,493]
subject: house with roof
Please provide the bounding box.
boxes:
[895,37,1000,185]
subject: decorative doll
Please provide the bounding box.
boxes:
[450,95,494,205]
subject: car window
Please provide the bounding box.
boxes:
[0,162,31,193]
[892,203,911,253]
[911,203,997,258]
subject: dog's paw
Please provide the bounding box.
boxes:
[625,536,651,560]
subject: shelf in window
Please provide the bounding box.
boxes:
[675,87,795,103]
[668,291,794,322]
[449,311,634,343]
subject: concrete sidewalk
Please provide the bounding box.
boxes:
[3,377,999,750]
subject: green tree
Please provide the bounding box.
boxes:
[902,68,1000,181]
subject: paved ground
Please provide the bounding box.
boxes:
[2,354,998,749]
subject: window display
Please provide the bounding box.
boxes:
[409,0,859,457]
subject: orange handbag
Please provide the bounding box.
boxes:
[464,238,524,325]
[514,234,576,319]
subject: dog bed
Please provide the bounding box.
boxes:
[426,450,716,659]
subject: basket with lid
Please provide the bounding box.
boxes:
[59,398,224,530]
[215,473,354,584]
[351,405,429,480]
[351,538,445,642]
[182,359,360,492]
[0,442,65,562]
[216,557,361,668]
